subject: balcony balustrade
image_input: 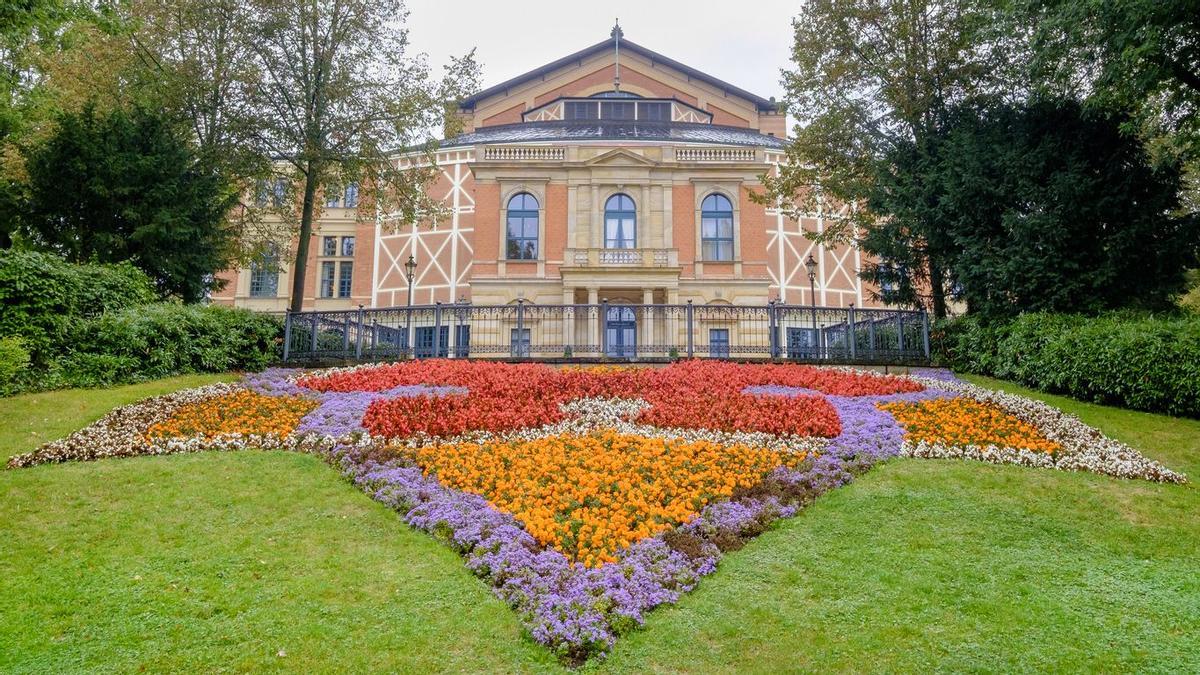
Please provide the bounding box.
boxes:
[564,248,677,268]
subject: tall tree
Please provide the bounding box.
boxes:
[760,0,1017,317]
[22,103,238,301]
[234,0,479,312]
[934,99,1199,317]
[1022,0,1200,154]
[120,0,276,260]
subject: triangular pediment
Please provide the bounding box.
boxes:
[583,148,658,167]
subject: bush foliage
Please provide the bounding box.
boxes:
[0,336,31,394]
[934,313,1200,417]
[54,305,281,388]
[0,250,157,364]
[0,251,281,394]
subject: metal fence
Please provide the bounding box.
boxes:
[281,301,930,365]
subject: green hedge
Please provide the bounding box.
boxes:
[933,312,1200,417]
[0,250,157,364]
[52,304,282,388]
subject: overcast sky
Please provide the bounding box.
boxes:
[403,0,804,103]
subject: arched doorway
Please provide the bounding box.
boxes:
[605,305,637,358]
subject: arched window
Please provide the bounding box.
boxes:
[604,194,636,249]
[505,192,539,260]
[701,193,734,261]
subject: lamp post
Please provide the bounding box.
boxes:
[404,254,417,358]
[404,254,417,307]
[805,253,818,357]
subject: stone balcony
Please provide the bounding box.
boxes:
[563,247,679,269]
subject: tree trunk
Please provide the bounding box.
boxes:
[928,258,948,320]
[288,165,321,313]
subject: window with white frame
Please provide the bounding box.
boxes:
[318,235,355,298]
[248,244,279,298]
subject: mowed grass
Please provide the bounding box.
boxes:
[2,373,1198,672]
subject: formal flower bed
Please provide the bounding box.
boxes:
[396,431,809,567]
[879,397,1062,454]
[5,360,1186,663]
[146,390,318,440]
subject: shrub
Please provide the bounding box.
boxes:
[935,312,1200,417]
[54,304,282,388]
[0,250,156,364]
[0,336,31,394]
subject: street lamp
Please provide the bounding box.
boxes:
[404,254,417,307]
[804,253,819,357]
[404,254,417,358]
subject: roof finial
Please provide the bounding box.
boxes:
[613,19,621,92]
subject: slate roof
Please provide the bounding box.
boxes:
[458,35,779,112]
[441,121,787,150]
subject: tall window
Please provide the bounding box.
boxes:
[248,245,279,298]
[325,187,342,208]
[319,261,336,298]
[701,193,734,261]
[325,183,359,208]
[709,328,730,358]
[505,193,539,260]
[318,235,355,298]
[604,194,636,249]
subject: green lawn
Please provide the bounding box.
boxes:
[1,374,1197,673]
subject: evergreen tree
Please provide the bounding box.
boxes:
[21,103,237,301]
[934,99,1199,317]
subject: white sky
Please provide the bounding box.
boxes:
[402,0,804,104]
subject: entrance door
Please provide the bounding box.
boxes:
[605,305,637,358]
[414,326,449,359]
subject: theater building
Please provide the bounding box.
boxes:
[213,27,883,322]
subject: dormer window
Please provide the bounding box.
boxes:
[565,101,598,120]
[600,101,635,120]
[640,102,669,121]
[529,97,711,124]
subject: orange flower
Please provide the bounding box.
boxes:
[146,390,317,441]
[880,398,1061,454]
[402,431,807,567]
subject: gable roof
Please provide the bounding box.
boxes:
[459,31,779,112]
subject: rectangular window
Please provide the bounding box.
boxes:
[709,329,730,358]
[565,101,598,120]
[344,183,359,208]
[325,187,341,208]
[319,261,335,298]
[338,261,353,298]
[254,179,269,207]
[271,178,286,207]
[506,217,538,259]
[454,325,470,358]
[701,217,735,261]
[510,328,531,357]
[322,236,337,256]
[248,246,279,298]
[787,327,820,359]
[639,102,670,121]
[600,101,635,120]
[341,236,355,257]
[415,326,449,359]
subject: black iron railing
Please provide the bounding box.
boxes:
[281,301,930,365]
